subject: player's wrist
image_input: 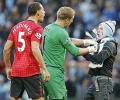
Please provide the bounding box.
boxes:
[42,66,47,71]
[40,64,47,71]
[87,46,98,53]
[83,39,97,46]
[6,67,11,70]
[83,40,87,46]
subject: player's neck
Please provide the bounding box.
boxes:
[55,20,65,28]
[27,16,38,24]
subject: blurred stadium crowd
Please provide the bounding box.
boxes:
[0,0,120,100]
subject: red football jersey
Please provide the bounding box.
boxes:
[8,20,43,77]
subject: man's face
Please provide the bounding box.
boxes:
[64,16,74,28]
[37,5,45,23]
[97,24,104,39]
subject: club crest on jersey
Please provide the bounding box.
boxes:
[35,32,41,39]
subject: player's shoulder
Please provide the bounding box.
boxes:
[18,20,28,25]
[45,23,66,32]
[23,20,43,29]
[10,21,24,32]
[34,23,43,29]
[45,23,63,30]
[45,23,54,29]
[44,23,59,32]
[33,24,43,33]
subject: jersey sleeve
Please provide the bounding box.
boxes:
[8,31,14,41]
[59,31,79,56]
[31,27,43,44]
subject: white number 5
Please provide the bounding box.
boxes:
[18,32,25,52]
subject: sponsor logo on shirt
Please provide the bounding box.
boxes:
[35,32,41,39]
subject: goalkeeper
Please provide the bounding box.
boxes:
[42,7,98,100]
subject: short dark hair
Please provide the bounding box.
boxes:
[28,2,42,16]
[57,7,75,20]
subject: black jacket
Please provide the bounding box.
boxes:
[84,40,117,77]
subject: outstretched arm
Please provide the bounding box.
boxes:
[71,38,97,47]
[70,38,84,46]
[60,32,97,56]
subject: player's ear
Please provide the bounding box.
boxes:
[37,13,40,17]
[36,11,40,17]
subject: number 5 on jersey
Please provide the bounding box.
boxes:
[18,32,25,52]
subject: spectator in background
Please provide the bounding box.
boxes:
[0,75,9,100]
[75,60,90,100]
[0,38,5,73]
[65,60,77,100]
[5,0,14,13]
[112,66,120,100]
[101,0,119,21]
[0,0,6,26]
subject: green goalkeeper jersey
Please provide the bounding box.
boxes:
[43,22,79,72]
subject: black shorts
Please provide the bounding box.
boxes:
[10,74,43,99]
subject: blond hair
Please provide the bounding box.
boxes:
[57,7,75,20]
